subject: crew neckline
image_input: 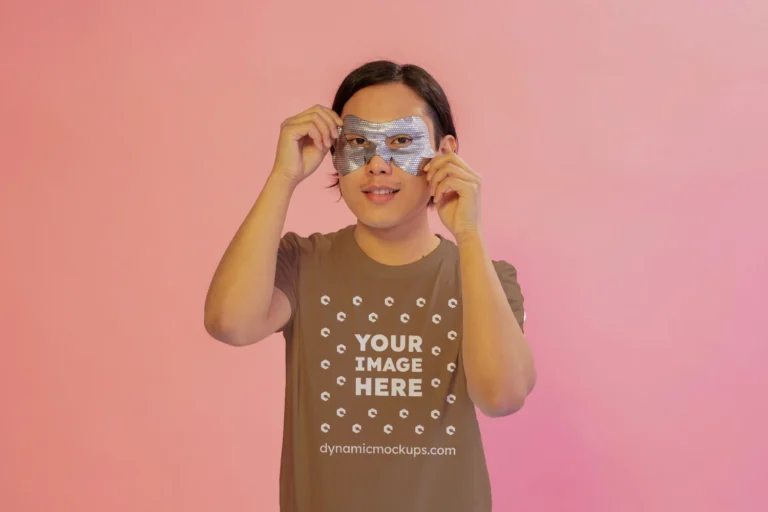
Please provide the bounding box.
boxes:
[337,224,453,279]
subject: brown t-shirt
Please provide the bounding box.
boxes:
[274,225,525,512]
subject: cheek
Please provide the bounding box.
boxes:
[338,173,362,199]
[401,175,431,200]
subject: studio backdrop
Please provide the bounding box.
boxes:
[1,0,766,511]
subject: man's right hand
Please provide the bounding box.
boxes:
[271,105,344,185]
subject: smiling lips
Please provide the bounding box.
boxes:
[363,185,400,204]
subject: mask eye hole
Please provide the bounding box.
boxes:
[345,135,369,147]
[387,135,413,148]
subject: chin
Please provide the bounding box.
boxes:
[342,204,396,230]
[361,219,403,231]
[352,210,404,230]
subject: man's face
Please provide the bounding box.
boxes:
[337,83,439,230]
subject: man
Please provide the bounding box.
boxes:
[204,60,536,512]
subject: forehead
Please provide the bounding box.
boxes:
[341,82,432,127]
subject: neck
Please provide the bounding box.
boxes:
[353,215,440,266]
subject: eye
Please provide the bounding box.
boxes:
[346,136,368,147]
[388,135,412,147]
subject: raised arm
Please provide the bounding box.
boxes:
[204,105,343,346]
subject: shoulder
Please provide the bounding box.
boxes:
[491,259,520,280]
[491,259,524,295]
[280,225,354,258]
[491,258,525,325]
[435,237,521,280]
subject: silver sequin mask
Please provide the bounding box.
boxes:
[332,115,436,176]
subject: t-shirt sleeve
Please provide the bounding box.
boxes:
[274,231,301,326]
[493,260,526,332]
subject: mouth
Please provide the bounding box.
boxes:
[362,186,400,204]
[363,187,400,196]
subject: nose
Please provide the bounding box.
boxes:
[366,155,392,175]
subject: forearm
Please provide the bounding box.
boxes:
[457,232,536,417]
[204,172,296,341]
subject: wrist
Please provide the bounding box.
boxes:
[454,227,484,247]
[267,169,301,192]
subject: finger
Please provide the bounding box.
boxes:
[428,162,478,183]
[428,164,478,198]
[306,113,336,147]
[429,165,452,198]
[425,153,477,181]
[290,113,334,148]
[325,106,345,127]
[294,121,324,151]
[297,104,343,126]
[428,163,456,198]
[310,107,343,139]
[425,145,462,166]
[434,176,474,204]
[454,157,480,179]
[283,117,325,150]
[423,153,451,173]
[305,123,325,151]
[308,104,344,127]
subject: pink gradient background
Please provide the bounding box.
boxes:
[2,0,766,511]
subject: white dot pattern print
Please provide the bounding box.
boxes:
[313,292,463,439]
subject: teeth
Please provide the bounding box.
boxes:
[371,190,395,195]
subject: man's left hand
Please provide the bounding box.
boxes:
[424,149,482,241]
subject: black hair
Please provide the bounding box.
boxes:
[327,60,458,206]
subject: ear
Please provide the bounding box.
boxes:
[437,135,458,154]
